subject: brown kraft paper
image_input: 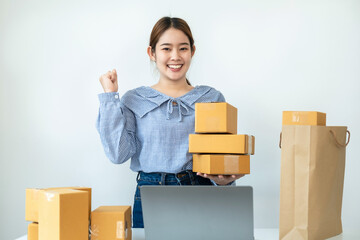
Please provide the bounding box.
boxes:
[279,125,350,240]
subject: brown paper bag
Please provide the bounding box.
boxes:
[279,125,350,240]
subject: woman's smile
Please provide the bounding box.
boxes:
[167,64,183,72]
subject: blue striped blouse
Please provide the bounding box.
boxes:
[96,85,225,173]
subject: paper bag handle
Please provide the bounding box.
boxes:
[330,130,350,147]
[280,130,350,148]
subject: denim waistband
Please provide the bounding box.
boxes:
[137,170,196,185]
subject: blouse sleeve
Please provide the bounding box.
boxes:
[217,92,226,102]
[195,87,226,103]
[96,92,137,164]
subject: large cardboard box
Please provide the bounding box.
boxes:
[38,189,89,240]
[195,102,237,134]
[25,187,91,222]
[91,206,132,240]
[189,134,255,155]
[282,111,326,126]
[28,222,38,240]
[193,154,250,174]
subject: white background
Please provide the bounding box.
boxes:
[1,0,359,239]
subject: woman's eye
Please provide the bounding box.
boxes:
[162,48,170,51]
[180,48,188,51]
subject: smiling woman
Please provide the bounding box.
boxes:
[147,17,196,91]
[96,16,244,229]
[147,27,195,95]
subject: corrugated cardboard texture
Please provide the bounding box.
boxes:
[195,102,237,134]
[282,111,326,126]
[193,154,250,174]
[38,189,89,240]
[28,222,38,240]
[189,134,254,155]
[47,187,92,218]
[25,187,92,222]
[25,189,42,222]
[91,206,132,240]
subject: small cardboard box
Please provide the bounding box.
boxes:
[25,187,91,222]
[282,111,326,126]
[193,154,250,174]
[195,102,237,134]
[189,134,255,155]
[38,189,89,240]
[91,206,132,240]
[28,222,38,240]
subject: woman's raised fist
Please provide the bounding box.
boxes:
[99,69,118,93]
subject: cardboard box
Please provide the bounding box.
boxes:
[28,222,38,240]
[91,206,132,240]
[25,187,91,222]
[47,187,92,218]
[189,134,255,155]
[282,111,326,126]
[193,154,250,174]
[25,189,42,222]
[38,189,89,240]
[195,102,237,134]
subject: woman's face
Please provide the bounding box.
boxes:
[149,28,195,83]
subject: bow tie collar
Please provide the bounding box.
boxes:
[121,86,213,119]
[166,98,191,122]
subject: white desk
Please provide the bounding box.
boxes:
[15,228,360,240]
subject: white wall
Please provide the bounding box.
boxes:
[1,0,359,239]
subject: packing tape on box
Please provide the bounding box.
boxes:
[90,224,99,240]
[45,192,55,202]
[91,221,128,240]
[116,220,129,239]
[292,112,301,123]
[248,136,253,155]
[224,155,239,174]
[116,221,125,239]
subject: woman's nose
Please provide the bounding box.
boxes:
[170,50,181,60]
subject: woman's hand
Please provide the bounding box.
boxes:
[197,172,245,185]
[99,69,118,93]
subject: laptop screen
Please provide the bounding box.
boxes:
[140,186,254,240]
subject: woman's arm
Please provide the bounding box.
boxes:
[96,92,138,164]
[96,69,138,164]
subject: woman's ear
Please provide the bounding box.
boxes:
[191,45,196,57]
[147,46,156,61]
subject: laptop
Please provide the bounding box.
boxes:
[140,186,254,240]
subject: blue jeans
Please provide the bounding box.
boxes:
[132,170,213,228]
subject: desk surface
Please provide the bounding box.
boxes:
[15,228,360,240]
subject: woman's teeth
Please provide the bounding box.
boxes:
[168,65,182,69]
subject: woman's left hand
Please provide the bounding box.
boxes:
[197,172,245,185]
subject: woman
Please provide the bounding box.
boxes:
[96,16,244,228]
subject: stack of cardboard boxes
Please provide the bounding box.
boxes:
[189,102,255,175]
[25,187,91,240]
[25,187,131,240]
